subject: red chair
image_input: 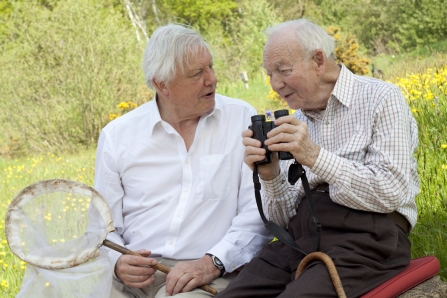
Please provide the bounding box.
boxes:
[361,256,441,298]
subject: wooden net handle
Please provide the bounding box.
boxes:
[103,240,218,295]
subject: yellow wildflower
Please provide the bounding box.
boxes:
[117,102,130,110]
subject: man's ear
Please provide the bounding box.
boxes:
[152,79,169,97]
[312,50,326,74]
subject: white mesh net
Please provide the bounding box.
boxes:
[6,179,115,298]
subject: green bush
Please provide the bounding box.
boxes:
[205,0,281,85]
[306,0,447,54]
[0,0,151,156]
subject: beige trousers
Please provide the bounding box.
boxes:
[110,258,237,298]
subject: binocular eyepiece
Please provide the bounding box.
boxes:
[249,109,294,165]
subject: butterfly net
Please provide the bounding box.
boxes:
[5,179,115,298]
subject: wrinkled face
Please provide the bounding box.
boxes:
[162,46,217,117]
[263,32,320,110]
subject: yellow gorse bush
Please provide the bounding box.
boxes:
[326,26,370,76]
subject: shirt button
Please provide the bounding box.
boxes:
[185,160,189,164]
[177,214,181,217]
[169,241,173,245]
[231,264,235,268]
[184,188,189,192]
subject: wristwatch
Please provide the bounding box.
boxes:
[205,253,225,277]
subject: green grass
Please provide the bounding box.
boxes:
[0,151,95,296]
[406,82,447,280]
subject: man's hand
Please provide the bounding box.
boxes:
[242,129,281,180]
[264,115,320,168]
[115,249,158,288]
[165,255,220,296]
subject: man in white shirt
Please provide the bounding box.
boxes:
[215,19,419,297]
[94,24,271,298]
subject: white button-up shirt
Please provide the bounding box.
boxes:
[262,65,419,229]
[94,94,271,273]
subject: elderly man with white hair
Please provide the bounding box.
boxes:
[215,18,419,297]
[94,24,270,298]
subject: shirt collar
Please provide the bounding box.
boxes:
[302,109,326,122]
[330,64,353,108]
[147,93,222,137]
[206,96,222,125]
[147,94,163,137]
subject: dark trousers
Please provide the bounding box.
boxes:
[215,191,411,298]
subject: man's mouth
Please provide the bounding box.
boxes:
[283,92,294,99]
[202,91,215,98]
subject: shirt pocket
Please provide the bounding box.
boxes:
[197,153,231,201]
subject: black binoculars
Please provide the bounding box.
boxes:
[249,109,294,165]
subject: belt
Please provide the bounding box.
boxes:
[313,183,410,235]
[314,182,330,193]
[387,211,411,235]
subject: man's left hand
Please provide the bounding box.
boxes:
[264,115,321,168]
[165,255,220,296]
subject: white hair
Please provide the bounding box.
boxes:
[265,19,336,59]
[142,24,211,89]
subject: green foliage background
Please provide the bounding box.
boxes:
[1,0,446,154]
[0,0,152,155]
[306,0,447,54]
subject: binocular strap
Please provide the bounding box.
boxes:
[253,161,322,255]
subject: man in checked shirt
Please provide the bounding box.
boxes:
[215,18,419,298]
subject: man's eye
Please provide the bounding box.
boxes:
[280,69,291,74]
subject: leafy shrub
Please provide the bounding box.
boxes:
[0,0,152,156]
[206,0,281,85]
[306,0,447,54]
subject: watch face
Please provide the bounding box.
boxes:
[213,256,223,267]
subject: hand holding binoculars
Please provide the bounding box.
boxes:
[249,109,294,165]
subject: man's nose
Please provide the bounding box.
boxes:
[270,74,285,92]
[204,67,217,86]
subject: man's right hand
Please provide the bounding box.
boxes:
[242,129,280,180]
[115,249,158,288]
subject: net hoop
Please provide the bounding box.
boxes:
[6,179,115,269]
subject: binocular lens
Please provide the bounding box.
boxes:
[251,115,266,123]
[274,110,289,118]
